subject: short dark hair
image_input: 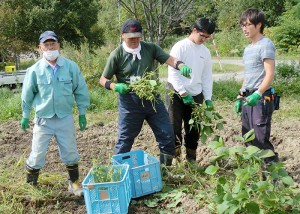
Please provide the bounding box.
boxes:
[193,18,216,34]
[240,8,265,33]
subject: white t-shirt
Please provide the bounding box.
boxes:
[168,38,213,100]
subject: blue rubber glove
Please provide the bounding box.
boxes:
[179,65,192,78]
[79,115,87,131]
[114,83,129,94]
[244,91,261,106]
[182,94,194,105]
[205,100,214,108]
[20,117,29,131]
[234,100,243,113]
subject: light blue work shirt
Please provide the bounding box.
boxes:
[21,56,90,118]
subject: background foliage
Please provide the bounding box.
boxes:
[0,0,299,88]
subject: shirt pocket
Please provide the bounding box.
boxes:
[37,78,51,97]
[58,77,73,95]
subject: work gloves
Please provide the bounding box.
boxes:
[205,100,214,109]
[244,91,261,106]
[20,117,29,131]
[179,65,192,78]
[234,99,243,114]
[115,83,129,94]
[79,115,87,131]
[21,116,87,131]
[181,94,194,105]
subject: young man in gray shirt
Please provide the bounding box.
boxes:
[235,8,278,164]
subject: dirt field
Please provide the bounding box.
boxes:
[0,100,299,213]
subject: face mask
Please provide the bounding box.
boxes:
[43,50,59,61]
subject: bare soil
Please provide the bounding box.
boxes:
[0,101,299,213]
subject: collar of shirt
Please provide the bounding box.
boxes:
[42,57,62,76]
[122,41,141,61]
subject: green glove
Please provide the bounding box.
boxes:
[115,83,129,94]
[20,117,29,131]
[179,65,192,78]
[182,94,194,105]
[234,100,243,113]
[205,100,214,108]
[79,115,87,131]
[244,91,261,106]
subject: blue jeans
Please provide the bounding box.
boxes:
[26,115,80,169]
[114,93,175,155]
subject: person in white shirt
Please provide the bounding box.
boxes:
[166,18,216,162]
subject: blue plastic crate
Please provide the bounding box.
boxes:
[82,164,131,214]
[112,150,162,198]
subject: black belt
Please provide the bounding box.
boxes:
[244,88,272,96]
[244,89,257,96]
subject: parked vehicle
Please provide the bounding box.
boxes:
[0,66,26,88]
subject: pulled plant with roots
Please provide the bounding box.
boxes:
[128,71,174,111]
[189,103,225,144]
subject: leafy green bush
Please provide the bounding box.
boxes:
[88,87,118,112]
[202,130,300,213]
[275,61,300,78]
[273,62,300,96]
[149,130,300,213]
[62,42,115,88]
[268,3,300,54]
[212,31,248,57]
[19,59,36,70]
[213,80,242,101]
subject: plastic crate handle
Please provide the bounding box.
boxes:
[122,155,131,160]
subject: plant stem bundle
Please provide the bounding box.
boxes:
[128,71,174,111]
[189,104,225,144]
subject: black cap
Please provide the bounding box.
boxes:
[39,31,58,43]
[121,19,142,38]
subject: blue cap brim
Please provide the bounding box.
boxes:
[40,36,58,43]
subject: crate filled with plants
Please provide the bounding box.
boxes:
[82,164,131,214]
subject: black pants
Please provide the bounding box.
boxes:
[166,82,204,150]
[242,90,277,161]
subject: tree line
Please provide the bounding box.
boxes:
[0,0,299,67]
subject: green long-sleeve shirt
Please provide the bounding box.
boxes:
[21,56,90,118]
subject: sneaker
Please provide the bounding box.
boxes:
[68,180,83,196]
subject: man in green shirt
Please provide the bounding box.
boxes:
[99,18,192,166]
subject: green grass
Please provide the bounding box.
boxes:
[156,62,244,79]
[212,63,244,73]
[1,79,300,213]
[212,79,242,101]
[0,87,22,122]
[1,75,298,124]
[272,96,300,120]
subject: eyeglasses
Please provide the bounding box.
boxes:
[240,23,253,28]
[41,41,58,49]
[198,32,211,40]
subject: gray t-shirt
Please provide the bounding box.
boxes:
[243,37,275,89]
